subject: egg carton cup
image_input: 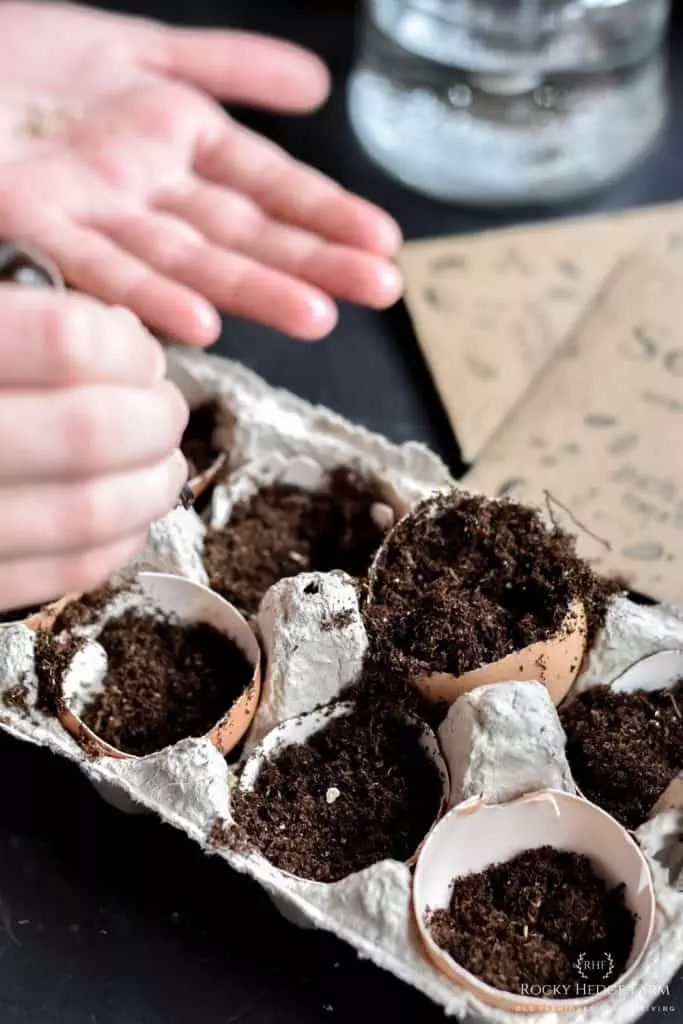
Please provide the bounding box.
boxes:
[237,698,451,870]
[131,347,451,589]
[0,348,681,1024]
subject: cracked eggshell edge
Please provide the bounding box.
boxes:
[208,452,411,533]
[367,490,587,706]
[54,572,262,761]
[568,648,683,820]
[413,790,656,1014]
[416,599,587,706]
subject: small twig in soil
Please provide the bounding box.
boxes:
[543,491,612,551]
[667,691,682,720]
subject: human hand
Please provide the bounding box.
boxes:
[0,2,403,345]
[0,285,189,613]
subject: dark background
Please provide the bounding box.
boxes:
[0,2,682,1022]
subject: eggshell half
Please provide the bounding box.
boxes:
[56,572,261,760]
[414,599,587,706]
[0,591,77,631]
[187,451,228,502]
[413,790,655,1014]
[239,700,450,880]
[25,592,79,632]
[610,649,683,695]
[608,650,683,818]
[210,454,410,534]
[0,606,47,630]
[650,777,683,818]
[366,492,588,707]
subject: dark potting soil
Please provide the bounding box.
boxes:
[204,468,389,615]
[181,399,235,478]
[428,846,635,997]
[321,608,355,632]
[207,817,233,850]
[231,705,442,882]
[1,682,30,712]
[51,581,127,635]
[365,493,619,679]
[34,631,83,715]
[80,610,253,756]
[560,684,683,830]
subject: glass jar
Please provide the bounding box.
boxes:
[348,0,670,205]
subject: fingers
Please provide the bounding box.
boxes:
[0,450,187,559]
[0,287,166,388]
[145,28,331,112]
[0,532,148,614]
[0,382,189,482]
[24,220,221,346]
[104,211,337,340]
[160,183,403,310]
[197,122,402,257]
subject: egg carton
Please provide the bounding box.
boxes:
[0,346,681,1024]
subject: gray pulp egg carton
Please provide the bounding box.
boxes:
[0,346,681,1024]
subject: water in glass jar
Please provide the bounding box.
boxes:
[348,0,670,204]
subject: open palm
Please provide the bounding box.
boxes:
[0,2,403,344]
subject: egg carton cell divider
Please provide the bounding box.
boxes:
[0,347,680,1024]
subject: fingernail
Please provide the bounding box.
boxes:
[191,300,221,343]
[307,293,336,326]
[375,263,404,306]
[297,294,337,341]
[378,216,403,256]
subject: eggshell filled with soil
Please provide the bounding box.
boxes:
[414,598,586,705]
[51,573,261,760]
[413,790,655,1014]
[204,454,410,618]
[612,650,683,818]
[365,491,607,707]
[234,700,449,883]
[562,650,683,827]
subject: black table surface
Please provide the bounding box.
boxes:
[1,2,682,1022]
